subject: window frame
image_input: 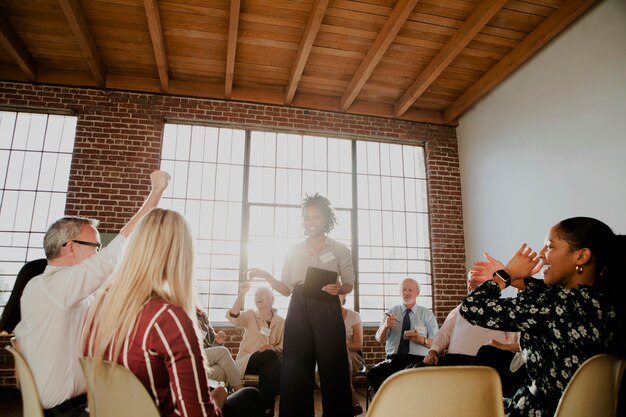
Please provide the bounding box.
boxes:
[160,123,432,325]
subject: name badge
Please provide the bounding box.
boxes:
[260,326,271,336]
[319,252,336,264]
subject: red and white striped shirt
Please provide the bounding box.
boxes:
[85,298,221,417]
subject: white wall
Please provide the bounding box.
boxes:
[457,0,626,266]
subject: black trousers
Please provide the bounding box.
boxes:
[367,354,424,392]
[222,386,264,417]
[43,394,88,417]
[474,345,526,398]
[279,286,352,417]
[246,350,281,416]
[412,353,476,368]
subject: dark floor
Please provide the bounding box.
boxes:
[0,387,369,417]
[0,388,22,417]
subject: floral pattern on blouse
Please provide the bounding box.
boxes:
[460,279,624,417]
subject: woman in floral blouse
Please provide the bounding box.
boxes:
[461,217,625,417]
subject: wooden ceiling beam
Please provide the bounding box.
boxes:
[394,0,507,118]
[285,0,329,105]
[59,0,106,87]
[225,0,241,99]
[143,0,170,93]
[0,16,38,81]
[294,93,448,125]
[340,0,418,112]
[443,0,598,123]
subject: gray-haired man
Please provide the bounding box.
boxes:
[15,170,169,417]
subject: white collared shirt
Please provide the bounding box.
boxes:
[15,235,125,408]
[431,304,516,355]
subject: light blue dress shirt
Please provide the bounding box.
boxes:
[381,303,439,356]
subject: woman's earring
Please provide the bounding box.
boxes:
[575,265,583,274]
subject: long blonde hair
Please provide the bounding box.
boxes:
[83,208,195,365]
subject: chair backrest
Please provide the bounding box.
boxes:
[554,354,625,417]
[367,366,504,417]
[79,357,160,417]
[5,345,45,417]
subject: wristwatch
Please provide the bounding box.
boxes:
[493,269,511,287]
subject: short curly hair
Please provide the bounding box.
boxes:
[302,193,337,234]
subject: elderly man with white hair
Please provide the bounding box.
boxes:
[367,277,439,391]
[228,282,285,417]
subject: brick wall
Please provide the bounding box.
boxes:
[0,81,467,318]
[0,81,466,386]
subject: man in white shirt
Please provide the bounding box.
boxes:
[15,170,169,417]
[423,273,516,366]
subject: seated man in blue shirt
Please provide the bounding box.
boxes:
[367,278,439,391]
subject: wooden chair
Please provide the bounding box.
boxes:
[79,357,160,417]
[367,366,504,417]
[553,354,625,417]
[5,345,45,417]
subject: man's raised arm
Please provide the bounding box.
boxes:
[119,170,170,238]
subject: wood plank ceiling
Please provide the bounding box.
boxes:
[0,0,598,126]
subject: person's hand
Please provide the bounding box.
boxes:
[209,385,227,409]
[247,268,271,281]
[214,330,226,345]
[322,283,341,296]
[384,313,396,329]
[258,344,275,352]
[424,350,439,365]
[238,281,251,295]
[488,339,521,352]
[150,170,170,192]
[405,330,423,343]
[505,244,542,283]
[471,252,505,281]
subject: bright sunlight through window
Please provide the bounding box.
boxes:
[0,111,77,316]
[160,124,430,323]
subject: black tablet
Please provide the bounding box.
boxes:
[303,266,339,301]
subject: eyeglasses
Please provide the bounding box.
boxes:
[63,240,102,252]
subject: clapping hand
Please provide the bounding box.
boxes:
[471,252,505,281]
[505,244,542,280]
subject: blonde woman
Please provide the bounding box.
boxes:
[83,209,262,417]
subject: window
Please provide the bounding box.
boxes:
[160,124,430,323]
[160,124,245,320]
[356,142,430,322]
[0,111,77,316]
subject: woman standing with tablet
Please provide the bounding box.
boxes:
[247,193,354,417]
